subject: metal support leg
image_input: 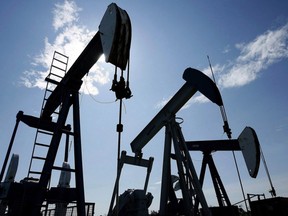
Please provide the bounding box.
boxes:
[194,152,209,214]
[39,94,71,187]
[170,118,211,216]
[0,111,22,182]
[170,123,193,216]
[144,157,153,194]
[159,126,172,215]
[108,152,124,215]
[206,153,231,206]
[72,92,86,216]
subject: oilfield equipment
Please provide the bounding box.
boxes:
[0,3,287,216]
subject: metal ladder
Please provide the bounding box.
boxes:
[27,51,69,179]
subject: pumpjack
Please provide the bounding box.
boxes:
[1,3,286,216]
[0,3,132,216]
[129,68,262,216]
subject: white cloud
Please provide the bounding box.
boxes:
[156,22,288,108]
[222,45,231,54]
[155,97,171,109]
[22,70,47,90]
[191,94,209,104]
[155,96,192,111]
[53,0,81,31]
[219,23,288,88]
[21,0,110,95]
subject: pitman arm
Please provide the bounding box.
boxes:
[130,67,223,154]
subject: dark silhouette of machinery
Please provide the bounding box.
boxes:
[0,3,131,216]
[0,3,286,216]
[129,68,262,216]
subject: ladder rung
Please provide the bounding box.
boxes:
[52,166,75,172]
[32,156,46,160]
[45,88,53,93]
[37,130,54,136]
[49,71,65,79]
[51,65,67,73]
[29,171,42,175]
[52,110,60,115]
[45,77,60,85]
[35,142,50,147]
[54,58,68,65]
[54,51,69,59]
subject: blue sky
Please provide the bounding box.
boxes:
[1,0,288,214]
